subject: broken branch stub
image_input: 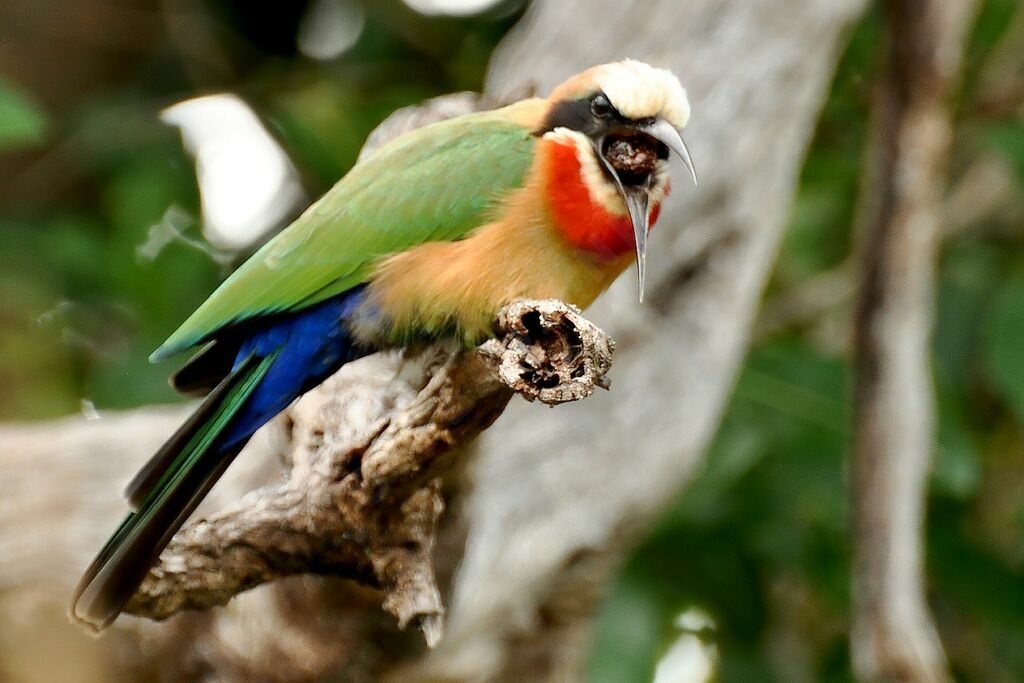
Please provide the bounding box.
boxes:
[123,299,613,646]
[481,299,615,405]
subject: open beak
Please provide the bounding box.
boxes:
[641,118,697,187]
[595,118,696,303]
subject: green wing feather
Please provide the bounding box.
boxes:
[152,107,537,361]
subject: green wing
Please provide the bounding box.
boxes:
[152,106,537,361]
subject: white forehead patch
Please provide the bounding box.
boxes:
[595,60,690,129]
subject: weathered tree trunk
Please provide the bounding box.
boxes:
[850,1,978,681]
[0,1,869,681]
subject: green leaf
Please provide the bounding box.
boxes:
[983,122,1024,183]
[933,380,981,499]
[588,578,662,683]
[0,78,48,149]
[983,273,1024,423]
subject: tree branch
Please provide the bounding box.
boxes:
[122,300,613,646]
[850,1,978,681]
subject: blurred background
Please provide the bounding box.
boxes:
[1,0,1023,681]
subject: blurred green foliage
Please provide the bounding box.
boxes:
[0,0,519,418]
[0,78,48,150]
[1,0,1022,680]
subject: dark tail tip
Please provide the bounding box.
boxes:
[68,595,116,635]
[69,566,122,634]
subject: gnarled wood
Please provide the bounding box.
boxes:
[121,300,613,646]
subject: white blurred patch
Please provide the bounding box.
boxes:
[297,0,365,61]
[137,204,234,265]
[403,0,502,17]
[652,608,717,683]
[161,94,304,251]
[79,399,100,420]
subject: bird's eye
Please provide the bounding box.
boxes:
[590,93,614,118]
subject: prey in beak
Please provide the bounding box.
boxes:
[593,118,696,302]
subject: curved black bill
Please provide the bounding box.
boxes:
[640,118,697,186]
[594,118,695,303]
[594,144,650,301]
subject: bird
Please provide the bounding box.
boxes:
[71,59,696,631]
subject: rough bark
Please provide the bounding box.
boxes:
[850,1,978,682]
[0,1,870,680]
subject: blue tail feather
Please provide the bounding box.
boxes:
[72,287,375,630]
[222,286,371,447]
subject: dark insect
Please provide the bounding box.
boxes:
[603,135,661,184]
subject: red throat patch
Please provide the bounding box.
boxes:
[542,138,663,260]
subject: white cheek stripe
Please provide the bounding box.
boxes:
[542,127,669,217]
[543,128,625,216]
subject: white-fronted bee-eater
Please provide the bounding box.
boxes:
[72,59,696,631]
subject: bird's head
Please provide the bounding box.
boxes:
[539,60,696,301]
